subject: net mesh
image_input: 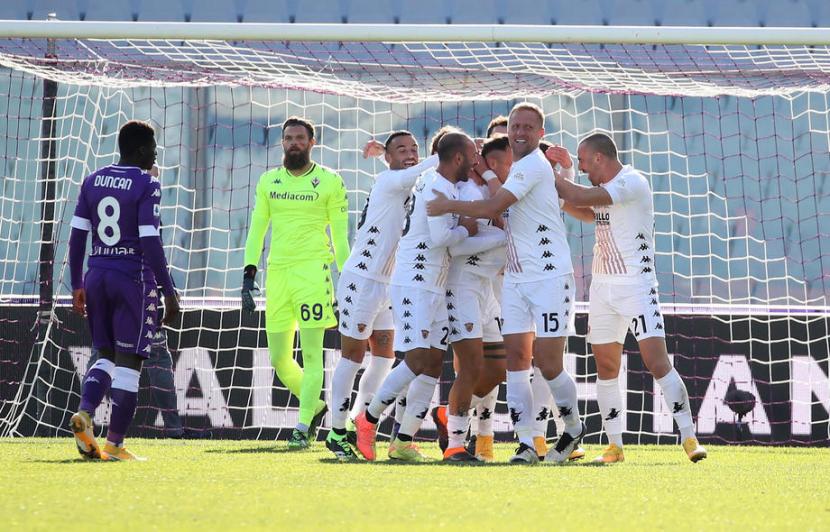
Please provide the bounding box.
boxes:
[0,35,828,444]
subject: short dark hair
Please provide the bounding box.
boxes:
[436,132,472,163]
[282,116,315,139]
[430,125,462,155]
[580,133,618,159]
[118,120,155,159]
[384,130,415,151]
[481,134,510,159]
[486,115,508,138]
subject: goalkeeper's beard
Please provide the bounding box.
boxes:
[284,149,311,171]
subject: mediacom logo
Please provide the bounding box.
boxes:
[269,190,319,201]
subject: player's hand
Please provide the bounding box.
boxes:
[459,217,479,236]
[162,292,180,326]
[362,139,385,159]
[150,164,160,178]
[241,277,261,312]
[426,190,451,216]
[545,145,573,169]
[72,288,86,317]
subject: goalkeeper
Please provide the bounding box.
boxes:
[242,116,350,450]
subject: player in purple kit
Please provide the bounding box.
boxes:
[68,120,179,461]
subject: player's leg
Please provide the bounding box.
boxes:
[530,365,552,458]
[527,275,584,463]
[264,267,305,399]
[101,276,159,461]
[587,281,629,464]
[444,337,483,460]
[350,329,395,419]
[71,269,114,459]
[472,343,505,461]
[145,332,184,438]
[500,280,538,463]
[639,336,705,461]
[390,293,449,462]
[102,351,146,461]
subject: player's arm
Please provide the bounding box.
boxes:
[561,203,596,223]
[449,225,505,257]
[386,154,439,191]
[555,177,613,207]
[240,176,271,310]
[69,185,91,316]
[137,177,179,325]
[328,175,351,271]
[426,187,517,220]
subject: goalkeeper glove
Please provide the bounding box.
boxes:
[241,265,260,312]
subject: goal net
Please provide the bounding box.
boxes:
[1,26,828,445]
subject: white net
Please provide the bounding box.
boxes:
[0,34,828,444]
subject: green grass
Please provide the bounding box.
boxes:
[2,439,829,531]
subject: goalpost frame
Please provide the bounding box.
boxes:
[1,20,830,46]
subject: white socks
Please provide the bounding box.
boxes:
[657,368,695,441]
[349,355,395,419]
[506,369,534,447]
[547,370,582,436]
[531,366,552,438]
[596,377,624,447]
[398,374,438,438]
[476,387,498,437]
[447,413,470,449]
[366,361,416,421]
[330,358,361,430]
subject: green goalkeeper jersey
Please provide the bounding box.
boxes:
[244,163,350,270]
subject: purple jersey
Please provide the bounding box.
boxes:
[70,165,161,284]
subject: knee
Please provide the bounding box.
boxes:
[594,355,620,379]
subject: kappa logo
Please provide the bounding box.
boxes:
[466,255,480,266]
[339,398,351,412]
[412,274,425,282]
[672,401,685,414]
[368,226,379,234]
[558,406,572,418]
[416,242,428,250]
[541,250,553,258]
[361,250,372,258]
[403,323,412,330]
[398,397,407,407]
[650,298,658,305]
[446,290,454,297]
[357,263,368,270]
[448,315,457,323]
[345,296,352,304]
[539,237,551,245]
[348,283,357,291]
[451,328,460,336]
[642,267,653,274]
[415,254,426,261]
[641,256,652,263]
[404,336,412,344]
[605,408,621,421]
[639,243,650,251]
[311,177,320,188]
[413,263,425,270]
[403,310,412,318]
[341,309,349,317]
[653,310,661,317]
[544,264,556,271]
[465,322,474,332]
[367,239,377,246]
[341,321,348,329]
[536,407,550,421]
[479,407,492,420]
[636,232,646,240]
[536,224,550,232]
[151,188,161,197]
[402,298,412,305]
[655,323,664,330]
[416,408,428,420]
[273,177,282,184]
[509,407,522,423]
[357,323,367,333]
[381,396,396,406]
[649,288,657,295]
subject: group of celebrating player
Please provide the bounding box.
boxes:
[68,102,707,464]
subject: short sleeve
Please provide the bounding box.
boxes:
[137,176,161,237]
[501,163,542,202]
[603,172,649,205]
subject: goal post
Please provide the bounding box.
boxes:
[0,21,827,445]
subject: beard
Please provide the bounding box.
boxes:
[283,148,310,170]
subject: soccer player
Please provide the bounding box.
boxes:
[326,131,439,461]
[354,132,478,462]
[242,116,349,450]
[440,161,507,462]
[426,103,585,464]
[550,133,707,464]
[68,120,179,461]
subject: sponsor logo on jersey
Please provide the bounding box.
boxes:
[269,190,319,201]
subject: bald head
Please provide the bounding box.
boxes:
[579,133,618,160]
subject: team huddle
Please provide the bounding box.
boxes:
[68,103,707,464]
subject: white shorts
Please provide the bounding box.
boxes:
[587,280,666,345]
[446,277,502,344]
[389,284,449,352]
[336,270,394,341]
[501,274,575,338]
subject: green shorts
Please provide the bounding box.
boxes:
[265,261,336,332]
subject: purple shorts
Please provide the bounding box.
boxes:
[84,268,158,358]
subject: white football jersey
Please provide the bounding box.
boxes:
[592,165,658,285]
[343,155,438,283]
[391,168,469,294]
[447,180,507,287]
[501,148,574,283]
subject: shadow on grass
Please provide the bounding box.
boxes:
[29,458,116,464]
[204,445,297,455]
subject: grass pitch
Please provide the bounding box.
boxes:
[3,438,829,531]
